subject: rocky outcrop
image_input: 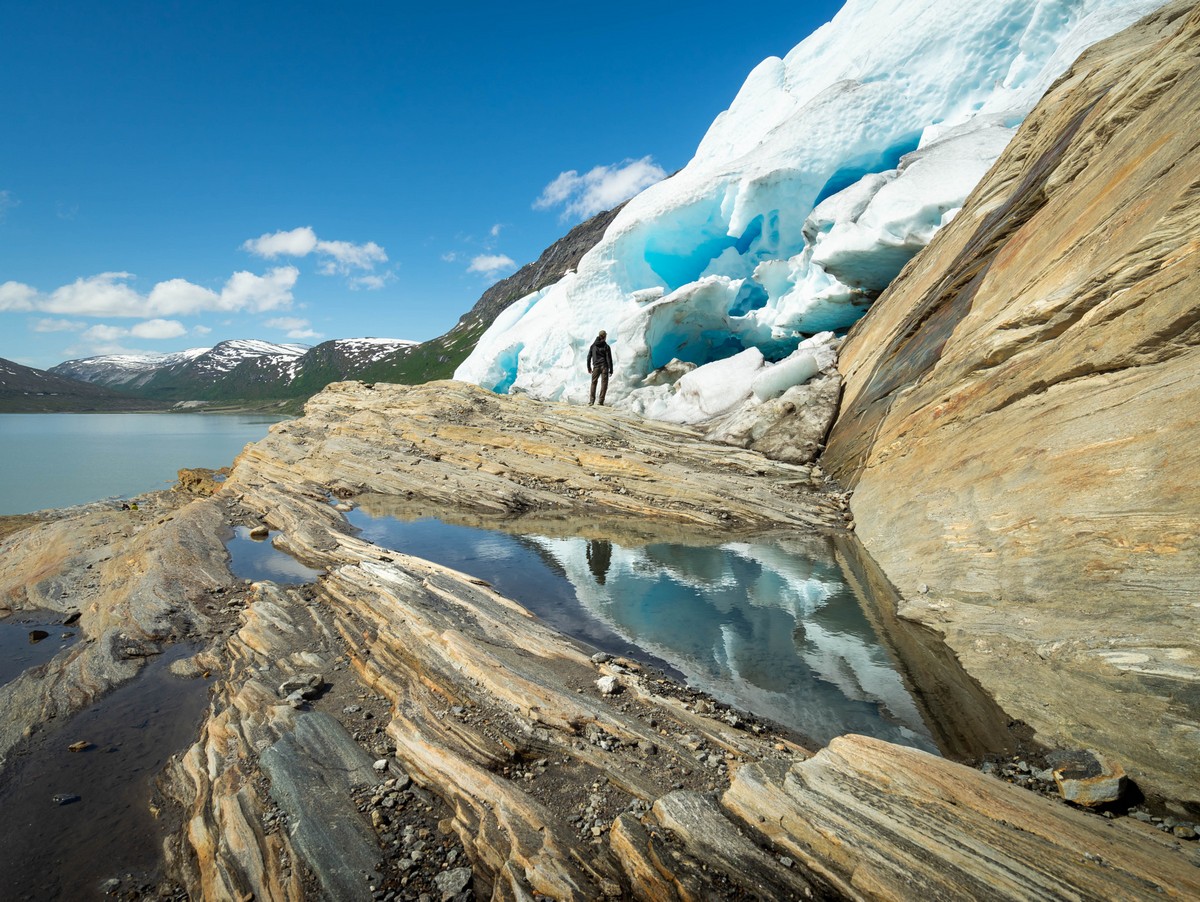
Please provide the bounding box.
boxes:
[724,734,1200,900]
[234,379,848,534]
[175,409,1200,899]
[3,374,1198,899]
[0,494,229,768]
[825,0,1200,802]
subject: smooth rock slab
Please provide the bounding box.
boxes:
[723,734,1200,901]
[259,710,383,902]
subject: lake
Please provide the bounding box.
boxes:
[0,412,285,515]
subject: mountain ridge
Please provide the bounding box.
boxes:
[32,204,626,411]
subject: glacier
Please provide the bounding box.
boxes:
[456,0,1166,422]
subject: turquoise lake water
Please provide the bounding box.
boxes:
[0,412,284,515]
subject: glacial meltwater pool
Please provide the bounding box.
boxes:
[225,524,324,584]
[0,642,210,900]
[345,506,940,753]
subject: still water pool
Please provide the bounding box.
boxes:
[344,508,939,753]
[0,412,285,515]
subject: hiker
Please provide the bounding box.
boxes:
[587,330,614,406]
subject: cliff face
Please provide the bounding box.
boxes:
[826,0,1200,800]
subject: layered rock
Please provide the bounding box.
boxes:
[3,373,1198,899]
[825,0,1200,802]
[176,405,1200,899]
[0,493,229,768]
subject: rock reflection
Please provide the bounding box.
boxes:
[345,503,937,752]
[224,525,324,585]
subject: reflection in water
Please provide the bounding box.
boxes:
[224,526,323,585]
[345,509,937,752]
[587,540,612,585]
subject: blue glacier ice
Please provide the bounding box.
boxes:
[456,0,1166,423]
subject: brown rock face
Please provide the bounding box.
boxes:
[825,0,1200,801]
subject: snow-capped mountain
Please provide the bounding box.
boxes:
[456,0,1167,421]
[49,347,211,388]
[51,341,305,389]
[189,340,308,378]
[48,338,422,403]
[0,355,171,412]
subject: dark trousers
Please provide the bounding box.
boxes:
[589,369,609,405]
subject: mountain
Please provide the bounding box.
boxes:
[48,347,211,389]
[334,202,628,387]
[455,0,1168,414]
[51,340,308,400]
[0,356,169,412]
[42,205,624,408]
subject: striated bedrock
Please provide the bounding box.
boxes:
[228,378,849,535]
[825,0,1200,802]
[2,375,1198,899]
[174,436,1199,901]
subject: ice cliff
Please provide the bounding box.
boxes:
[456,0,1166,422]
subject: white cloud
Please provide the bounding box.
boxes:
[4,268,298,318]
[489,223,503,238]
[218,267,299,312]
[468,254,517,279]
[81,323,129,343]
[314,239,387,275]
[350,273,392,290]
[131,318,187,339]
[0,190,17,222]
[32,318,87,332]
[75,318,187,343]
[242,226,388,278]
[193,324,212,335]
[241,226,319,258]
[265,316,322,340]
[534,156,666,220]
[1,282,37,312]
[146,278,220,316]
[441,252,459,263]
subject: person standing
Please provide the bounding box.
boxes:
[587,329,614,406]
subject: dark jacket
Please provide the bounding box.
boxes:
[587,338,613,375]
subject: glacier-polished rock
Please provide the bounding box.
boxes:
[826,0,1200,804]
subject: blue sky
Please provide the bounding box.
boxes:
[1,1,843,369]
